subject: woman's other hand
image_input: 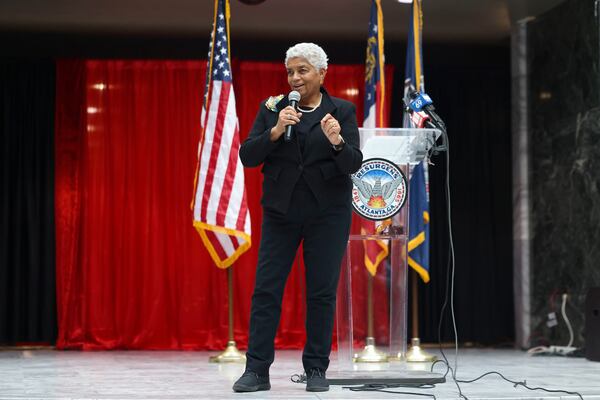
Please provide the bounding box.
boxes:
[320,113,342,145]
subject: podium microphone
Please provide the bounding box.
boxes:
[405,106,432,129]
[404,92,448,154]
[407,91,446,132]
[284,90,301,142]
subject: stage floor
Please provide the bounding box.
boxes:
[0,348,598,399]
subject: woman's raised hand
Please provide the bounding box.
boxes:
[270,106,302,141]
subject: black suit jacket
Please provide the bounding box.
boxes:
[239,88,363,214]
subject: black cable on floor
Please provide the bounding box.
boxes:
[343,383,437,399]
[430,359,585,400]
[290,373,305,383]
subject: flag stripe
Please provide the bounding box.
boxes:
[413,0,423,90]
[202,81,231,222]
[207,87,237,224]
[220,116,243,228]
[376,0,385,126]
[215,231,235,258]
[376,82,384,126]
[216,124,240,226]
[363,104,375,132]
[226,159,244,228]
[208,230,228,260]
[194,82,222,221]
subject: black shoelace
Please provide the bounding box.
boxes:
[243,371,260,379]
[309,368,325,379]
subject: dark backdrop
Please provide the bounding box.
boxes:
[0,60,57,345]
[421,56,514,345]
[0,31,513,345]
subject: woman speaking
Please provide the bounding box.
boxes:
[234,42,363,393]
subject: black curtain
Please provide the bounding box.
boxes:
[0,60,57,345]
[392,49,515,345]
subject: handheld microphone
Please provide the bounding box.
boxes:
[284,91,301,142]
[408,91,446,131]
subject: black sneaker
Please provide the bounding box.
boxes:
[306,368,329,392]
[232,370,271,392]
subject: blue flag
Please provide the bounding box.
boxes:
[404,0,430,283]
[408,162,430,282]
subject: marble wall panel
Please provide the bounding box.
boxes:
[526,0,600,347]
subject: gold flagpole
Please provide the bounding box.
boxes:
[354,271,388,363]
[209,267,245,363]
[406,269,436,362]
[412,269,419,338]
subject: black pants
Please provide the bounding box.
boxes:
[245,183,352,376]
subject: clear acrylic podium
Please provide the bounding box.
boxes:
[331,128,442,383]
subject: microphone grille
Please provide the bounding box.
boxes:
[288,90,301,102]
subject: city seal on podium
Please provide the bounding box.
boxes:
[350,158,407,221]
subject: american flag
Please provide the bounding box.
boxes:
[361,0,389,277]
[192,0,251,269]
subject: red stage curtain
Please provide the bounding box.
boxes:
[55,59,393,350]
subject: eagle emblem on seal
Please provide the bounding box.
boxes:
[350,158,408,221]
[351,175,405,209]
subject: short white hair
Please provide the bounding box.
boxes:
[285,42,329,71]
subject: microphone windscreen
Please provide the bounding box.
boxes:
[288,91,301,103]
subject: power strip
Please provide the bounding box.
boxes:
[527,345,578,356]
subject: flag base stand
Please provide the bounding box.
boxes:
[208,268,245,364]
[209,340,246,363]
[353,337,389,363]
[405,338,437,362]
[388,351,405,362]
